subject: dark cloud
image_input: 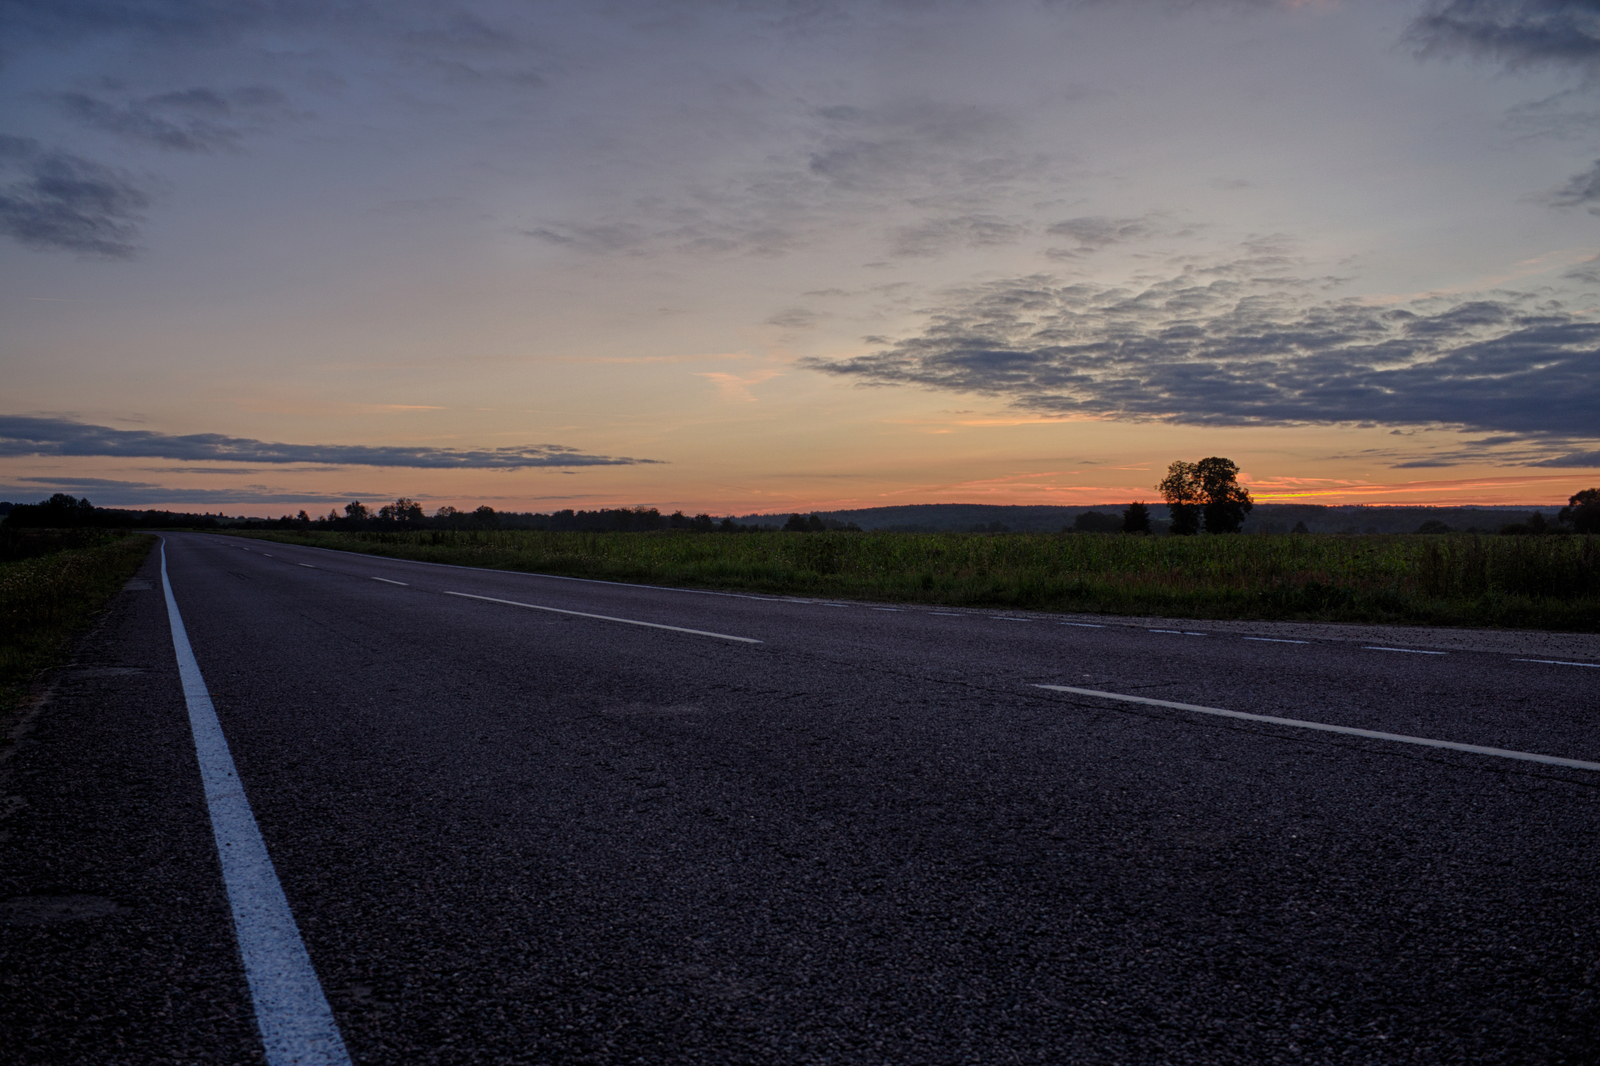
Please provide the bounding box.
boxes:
[1406,1,1600,72]
[0,416,662,468]
[49,86,291,152]
[0,137,148,257]
[802,265,1600,442]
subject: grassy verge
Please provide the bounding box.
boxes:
[0,530,157,712]
[229,528,1600,632]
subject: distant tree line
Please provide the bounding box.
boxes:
[4,487,1596,536]
[1,494,228,530]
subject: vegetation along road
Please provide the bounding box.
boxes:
[3,532,1598,1063]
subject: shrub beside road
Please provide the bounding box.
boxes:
[0,529,156,712]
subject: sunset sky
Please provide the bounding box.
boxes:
[3,0,1599,516]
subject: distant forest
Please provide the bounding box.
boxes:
[2,492,1592,536]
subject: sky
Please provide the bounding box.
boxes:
[3,0,1599,516]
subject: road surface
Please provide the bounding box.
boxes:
[3,532,1598,1064]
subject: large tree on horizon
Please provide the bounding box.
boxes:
[1158,457,1252,534]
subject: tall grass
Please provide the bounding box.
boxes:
[235,529,1600,631]
[0,530,156,710]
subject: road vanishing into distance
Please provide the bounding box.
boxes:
[4,532,1599,1065]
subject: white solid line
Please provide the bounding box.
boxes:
[159,543,351,1066]
[370,577,408,586]
[1365,646,1446,655]
[442,591,761,643]
[1244,637,1309,644]
[1059,622,1106,628]
[1512,658,1600,668]
[1033,684,1600,772]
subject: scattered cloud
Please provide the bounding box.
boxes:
[520,214,797,259]
[1549,157,1600,209]
[765,307,820,329]
[1043,213,1193,259]
[889,214,1025,258]
[802,259,1600,448]
[0,416,662,468]
[806,99,1016,192]
[0,136,149,257]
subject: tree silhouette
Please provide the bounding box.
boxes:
[1560,488,1599,533]
[1195,456,1253,533]
[1159,458,1252,533]
[1158,462,1202,535]
[1122,501,1152,534]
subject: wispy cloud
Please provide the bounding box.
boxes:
[695,370,783,402]
[48,86,294,152]
[0,136,148,257]
[0,416,663,468]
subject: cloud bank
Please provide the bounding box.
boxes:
[0,417,662,469]
[803,265,1600,445]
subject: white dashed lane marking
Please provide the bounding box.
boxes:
[370,577,408,586]
[1365,647,1447,655]
[442,590,761,643]
[1034,684,1600,773]
[1513,658,1600,668]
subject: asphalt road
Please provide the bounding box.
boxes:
[3,532,1598,1064]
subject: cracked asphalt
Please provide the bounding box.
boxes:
[3,532,1598,1064]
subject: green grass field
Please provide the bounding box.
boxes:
[0,530,157,712]
[233,528,1600,631]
